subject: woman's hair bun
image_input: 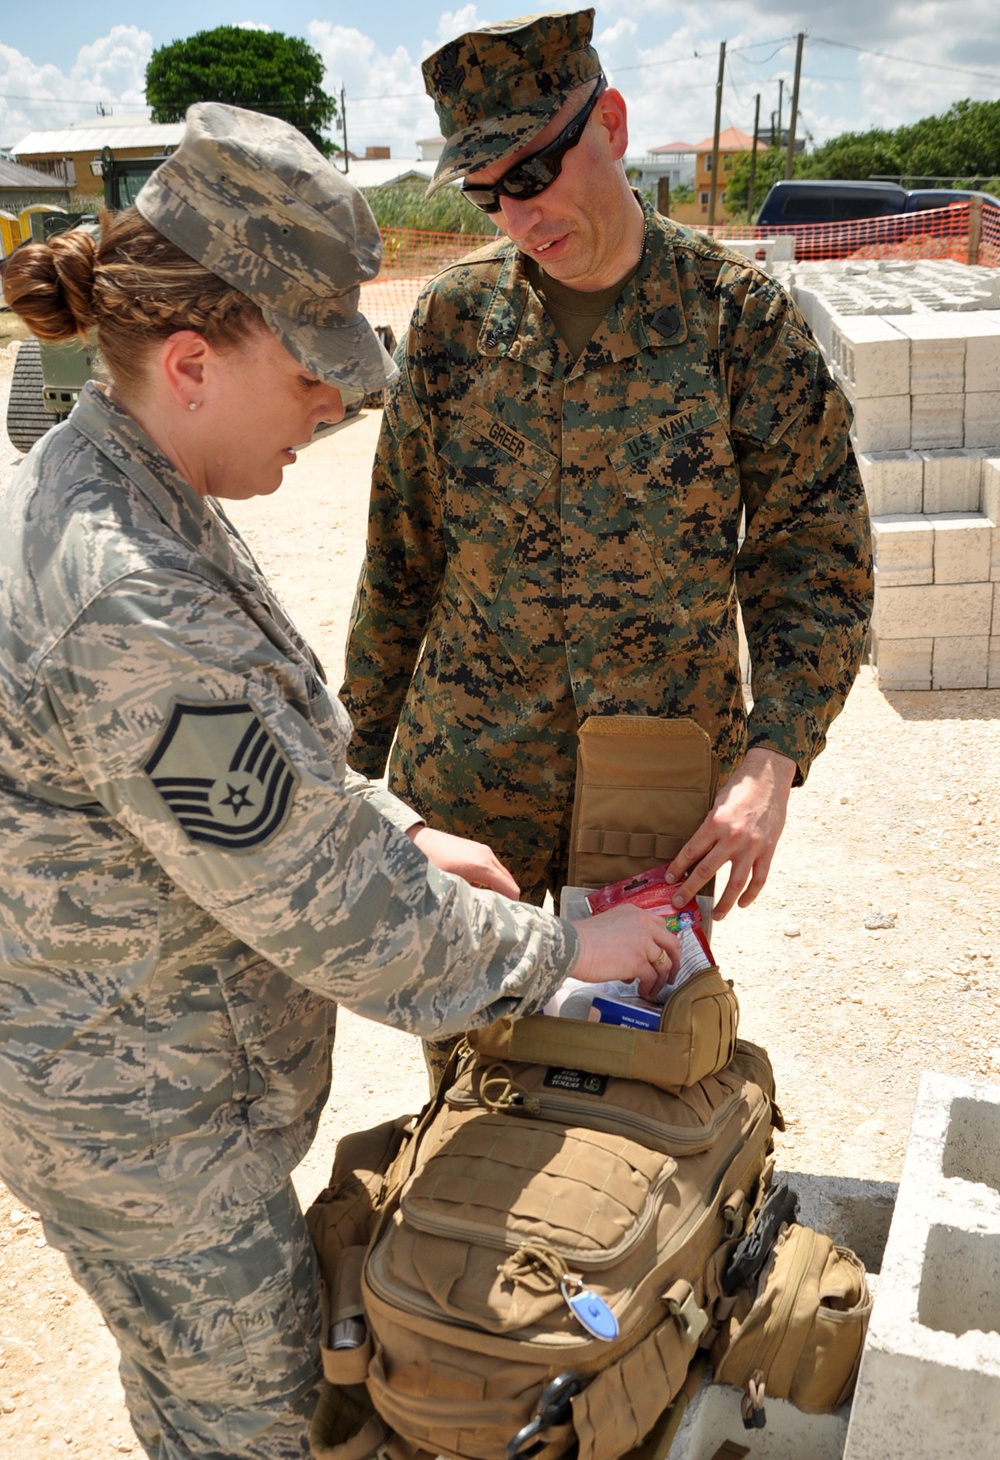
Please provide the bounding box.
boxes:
[3,227,98,342]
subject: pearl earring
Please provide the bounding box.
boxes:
[188,401,198,412]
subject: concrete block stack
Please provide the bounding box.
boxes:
[778,260,1000,690]
[843,1072,1000,1460]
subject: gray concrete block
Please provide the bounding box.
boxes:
[910,393,965,451]
[921,450,984,514]
[930,512,993,584]
[964,391,1000,450]
[932,636,989,689]
[870,635,933,691]
[963,316,1000,391]
[871,515,933,586]
[851,396,911,453]
[835,318,910,398]
[775,1170,897,1277]
[890,316,966,392]
[873,581,993,639]
[982,458,1000,524]
[990,637,1000,688]
[843,1073,1000,1460]
[669,1376,851,1460]
[855,450,923,516]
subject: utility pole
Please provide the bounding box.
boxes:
[747,93,760,220]
[707,39,726,227]
[776,79,784,146]
[785,33,804,179]
[340,86,349,173]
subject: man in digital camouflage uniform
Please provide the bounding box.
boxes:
[0,102,678,1459]
[341,10,873,1079]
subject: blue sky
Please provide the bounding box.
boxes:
[4,3,1000,159]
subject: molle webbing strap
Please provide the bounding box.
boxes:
[567,716,718,889]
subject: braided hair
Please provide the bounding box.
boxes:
[3,208,264,397]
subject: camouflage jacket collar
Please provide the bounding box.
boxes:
[71,382,238,566]
[477,200,690,379]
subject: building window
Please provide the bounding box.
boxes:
[704,156,713,172]
[699,192,709,207]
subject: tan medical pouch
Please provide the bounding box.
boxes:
[567,716,719,890]
[711,1223,872,1422]
[466,963,739,1093]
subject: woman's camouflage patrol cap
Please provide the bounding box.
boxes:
[422,9,601,195]
[135,102,397,393]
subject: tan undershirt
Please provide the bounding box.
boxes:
[526,256,642,361]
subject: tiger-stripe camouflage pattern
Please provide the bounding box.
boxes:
[341,203,874,903]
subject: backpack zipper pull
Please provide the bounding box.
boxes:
[559,1274,619,1341]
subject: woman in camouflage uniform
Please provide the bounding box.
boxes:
[0,104,676,1459]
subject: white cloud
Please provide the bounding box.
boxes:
[307,21,438,156]
[1,27,152,150]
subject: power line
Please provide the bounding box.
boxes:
[812,36,1000,85]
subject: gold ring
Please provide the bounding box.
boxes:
[655,950,668,966]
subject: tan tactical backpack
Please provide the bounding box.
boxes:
[306,1026,780,1460]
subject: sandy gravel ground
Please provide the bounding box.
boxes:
[0,338,998,1457]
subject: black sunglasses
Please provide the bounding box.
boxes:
[461,75,608,215]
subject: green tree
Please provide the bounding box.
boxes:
[798,129,902,182]
[146,27,336,155]
[724,146,785,221]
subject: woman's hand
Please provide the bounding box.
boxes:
[569,905,679,999]
[407,824,521,899]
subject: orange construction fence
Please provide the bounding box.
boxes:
[360,208,1000,339]
[360,226,496,342]
[698,199,1000,267]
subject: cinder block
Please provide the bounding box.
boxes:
[983,458,1000,524]
[873,581,993,639]
[993,524,1000,582]
[994,582,1000,633]
[990,637,1000,688]
[932,636,989,688]
[891,315,968,391]
[844,1074,1000,1460]
[855,450,923,515]
[870,635,933,690]
[910,393,965,451]
[921,450,983,513]
[930,512,993,584]
[670,1373,850,1460]
[963,316,1000,391]
[851,396,911,453]
[964,392,1000,450]
[835,318,910,398]
[871,515,933,586]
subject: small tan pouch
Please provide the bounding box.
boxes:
[567,716,719,890]
[711,1223,872,1421]
[466,963,739,1092]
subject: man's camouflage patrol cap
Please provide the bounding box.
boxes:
[422,9,601,195]
[135,102,397,394]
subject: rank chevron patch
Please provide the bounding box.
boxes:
[144,699,299,850]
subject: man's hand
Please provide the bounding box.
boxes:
[663,748,796,919]
[570,904,680,999]
[406,824,521,899]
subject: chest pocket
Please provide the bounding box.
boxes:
[610,397,742,587]
[436,408,558,604]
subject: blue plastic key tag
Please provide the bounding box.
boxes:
[560,1276,619,1341]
